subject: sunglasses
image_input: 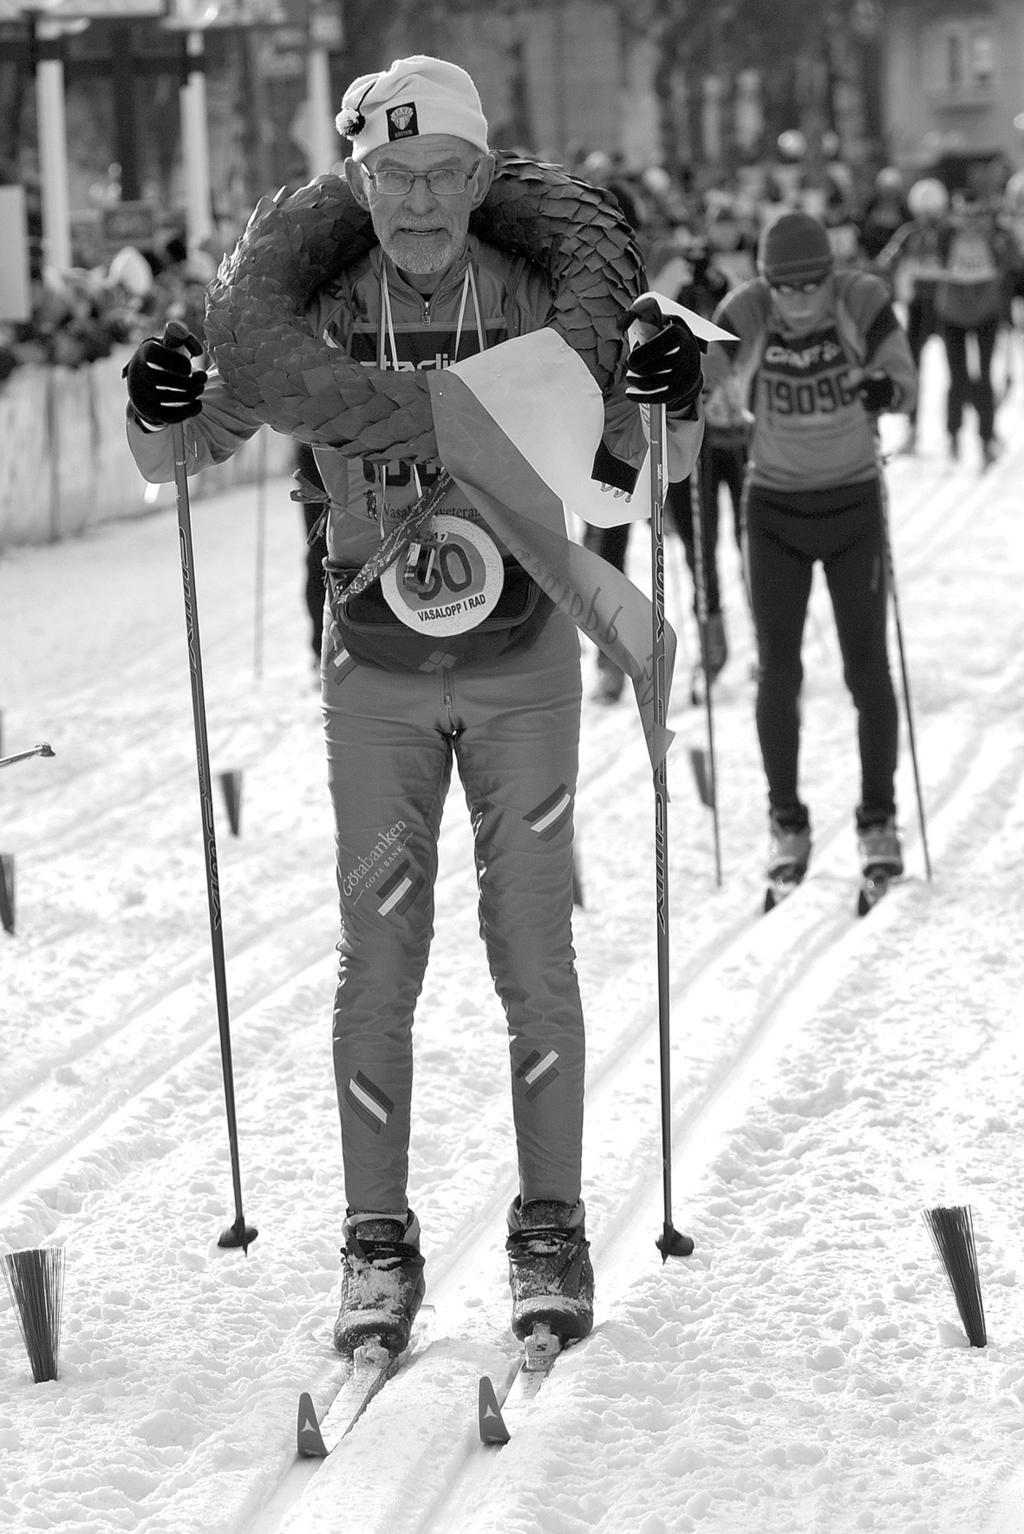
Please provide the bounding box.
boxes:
[770,277,828,296]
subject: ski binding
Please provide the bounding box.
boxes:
[478,1323,562,1445]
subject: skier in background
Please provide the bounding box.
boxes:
[858,166,910,264]
[933,192,1015,468]
[875,177,950,455]
[702,211,917,900]
[665,231,747,692]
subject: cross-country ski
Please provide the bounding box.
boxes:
[478,1323,562,1445]
[296,1341,404,1458]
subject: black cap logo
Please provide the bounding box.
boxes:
[387,103,418,141]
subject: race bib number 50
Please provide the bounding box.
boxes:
[380,515,504,635]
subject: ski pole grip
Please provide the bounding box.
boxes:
[162,319,204,358]
[623,295,667,329]
[622,295,665,351]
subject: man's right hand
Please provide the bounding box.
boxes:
[123,323,207,428]
[622,297,703,414]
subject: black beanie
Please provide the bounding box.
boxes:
[757,212,833,284]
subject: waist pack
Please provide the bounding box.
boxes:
[325,557,553,672]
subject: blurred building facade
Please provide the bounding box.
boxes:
[882,0,1023,193]
[1,0,1023,276]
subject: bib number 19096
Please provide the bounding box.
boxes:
[765,371,857,417]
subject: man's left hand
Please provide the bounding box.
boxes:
[623,298,703,413]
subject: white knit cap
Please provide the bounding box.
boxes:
[336,55,489,162]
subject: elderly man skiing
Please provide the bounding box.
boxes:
[123,55,703,1360]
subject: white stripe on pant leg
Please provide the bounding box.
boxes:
[532,793,571,834]
[379,876,413,915]
[524,1050,559,1085]
[349,1078,389,1125]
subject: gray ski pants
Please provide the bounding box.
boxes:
[322,610,585,1220]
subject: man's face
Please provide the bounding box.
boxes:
[768,274,833,336]
[345,135,494,284]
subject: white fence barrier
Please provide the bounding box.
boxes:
[0,346,295,548]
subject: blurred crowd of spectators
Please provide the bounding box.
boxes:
[0,233,213,388]
[4,142,1023,392]
[566,143,1023,298]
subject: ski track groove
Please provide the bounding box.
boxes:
[2,434,1016,1532]
[245,638,1023,1534]
[0,703,698,1240]
[303,799,1006,1534]
[1,679,302,870]
[0,658,676,1218]
[420,722,1022,1534]
[259,428,1024,1530]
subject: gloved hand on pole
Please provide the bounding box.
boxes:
[856,372,898,412]
[123,322,207,428]
[622,296,704,415]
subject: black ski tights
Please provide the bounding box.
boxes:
[744,478,899,825]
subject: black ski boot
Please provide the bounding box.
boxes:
[507,1197,594,1345]
[333,1211,425,1358]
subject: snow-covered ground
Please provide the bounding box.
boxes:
[2,337,1023,1534]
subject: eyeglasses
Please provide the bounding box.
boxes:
[770,277,828,296]
[361,160,482,197]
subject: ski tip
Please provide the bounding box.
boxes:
[296,1390,330,1458]
[857,871,892,916]
[764,871,804,912]
[478,1375,511,1446]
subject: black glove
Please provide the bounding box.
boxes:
[623,296,703,413]
[123,321,207,427]
[857,372,897,412]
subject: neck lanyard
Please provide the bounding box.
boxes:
[374,262,486,535]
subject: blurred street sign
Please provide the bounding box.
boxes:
[256,23,303,77]
[10,0,164,16]
[69,207,104,265]
[164,0,287,26]
[101,199,156,249]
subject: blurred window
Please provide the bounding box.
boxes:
[926,20,996,99]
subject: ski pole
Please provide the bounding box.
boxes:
[648,402,694,1264]
[877,455,932,881]
[170,410,258,1253]
[0,744,54,770]
[253,426,267,682]
[688,456,723,886]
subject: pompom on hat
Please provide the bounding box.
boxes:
[757,211,833,285]
[336,55,489,162]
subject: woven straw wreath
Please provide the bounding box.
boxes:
[203,153,644,460]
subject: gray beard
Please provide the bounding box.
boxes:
[384,230,462,276]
